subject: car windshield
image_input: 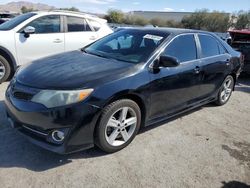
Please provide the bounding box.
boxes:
[0,13,36,31]
[85,29,169,64]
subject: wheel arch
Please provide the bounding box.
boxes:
[107,93,147,128]
[230,72,237,91]
[0,46,18,76]
[93,92,147,139]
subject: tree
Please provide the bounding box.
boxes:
[165,20,183,28]
[105,9,124,24]
[233,11,250,29]
[134,16,148,26]
[150,18,165,27]
[181,9,209,30]
[60,7,80,12]
[181,9,230,32]
[205,11,230,32]
[21,6,34,13]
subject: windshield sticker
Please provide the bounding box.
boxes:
[143,34,163,41]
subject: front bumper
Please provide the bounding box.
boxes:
[5,84,101,154]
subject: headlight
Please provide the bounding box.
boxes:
[31,89,94,108]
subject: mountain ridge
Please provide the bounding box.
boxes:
[0,1,55,13]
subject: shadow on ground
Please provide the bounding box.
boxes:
[235,76,250,94]
[0,100,106,172]
[221,181,250,188]
[0,99,213,172]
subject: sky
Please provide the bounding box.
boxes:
[1,0,250,14]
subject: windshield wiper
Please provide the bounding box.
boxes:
[83,50,112,59]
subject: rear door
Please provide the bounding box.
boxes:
[15,15,64,65]
[197,34,231,99]
[64,16,98,51]
[149,34,202,119]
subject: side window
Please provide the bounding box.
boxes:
[27,15,60,34]
[199,35,220,57]
[88,19,101,31]
[218,42,227,54]
[67,16,92,32]
[163,34,197,62]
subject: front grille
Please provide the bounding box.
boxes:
[13,91,34,101]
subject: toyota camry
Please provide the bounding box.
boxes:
[5,28,242,154]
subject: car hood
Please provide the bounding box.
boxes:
[16,50,138,89]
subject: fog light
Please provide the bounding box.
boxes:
[52,130,65,142]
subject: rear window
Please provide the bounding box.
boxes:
[199,35,220,58]
[218,43,227,54]
[88,19,101,31]
[0,13,36,30]
[67,16,92,32]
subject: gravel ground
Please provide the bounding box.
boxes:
[0,78,249,188]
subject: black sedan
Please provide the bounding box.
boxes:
[5,28,242,154]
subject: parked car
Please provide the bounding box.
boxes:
[228,29,250,74]
[0,13,16,24]
[5,28,242,154]
[0,19,5,25]
[0,11,113,83]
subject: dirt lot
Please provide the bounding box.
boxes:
[0,78,249,188]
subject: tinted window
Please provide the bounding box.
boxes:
[67,16,91,32]
[199,35,220,57]
[0,14,15,18]
[88,19,101,31]
[85,29,169,64]
[0,13,36,31]
[163,34,197,62]
[218,43,227,54]
[28,15,60,33]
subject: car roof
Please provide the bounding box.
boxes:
[123,27,214,36]
[31,10,107,23]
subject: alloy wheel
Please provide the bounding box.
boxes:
[220,77,233,103]
[105,107,137,147]
[0,60,6,80]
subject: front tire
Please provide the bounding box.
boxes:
[96,99,141,153]
[0,55,11,83]
[215,75,234,106]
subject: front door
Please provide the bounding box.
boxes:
[15,15,64,65]
[149,34,201,119]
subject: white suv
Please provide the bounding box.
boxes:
[0,11,113,83]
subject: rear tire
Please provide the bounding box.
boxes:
[96,99,141,153]
[0,55,11,83]
[215,75,234,106]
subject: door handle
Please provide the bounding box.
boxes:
[89,36,97,40]
[194,66,201,74]
[53,39,63,43]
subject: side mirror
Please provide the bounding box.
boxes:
[159,55,180,67]
[226,38,232,45]
[23,26,35,38]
